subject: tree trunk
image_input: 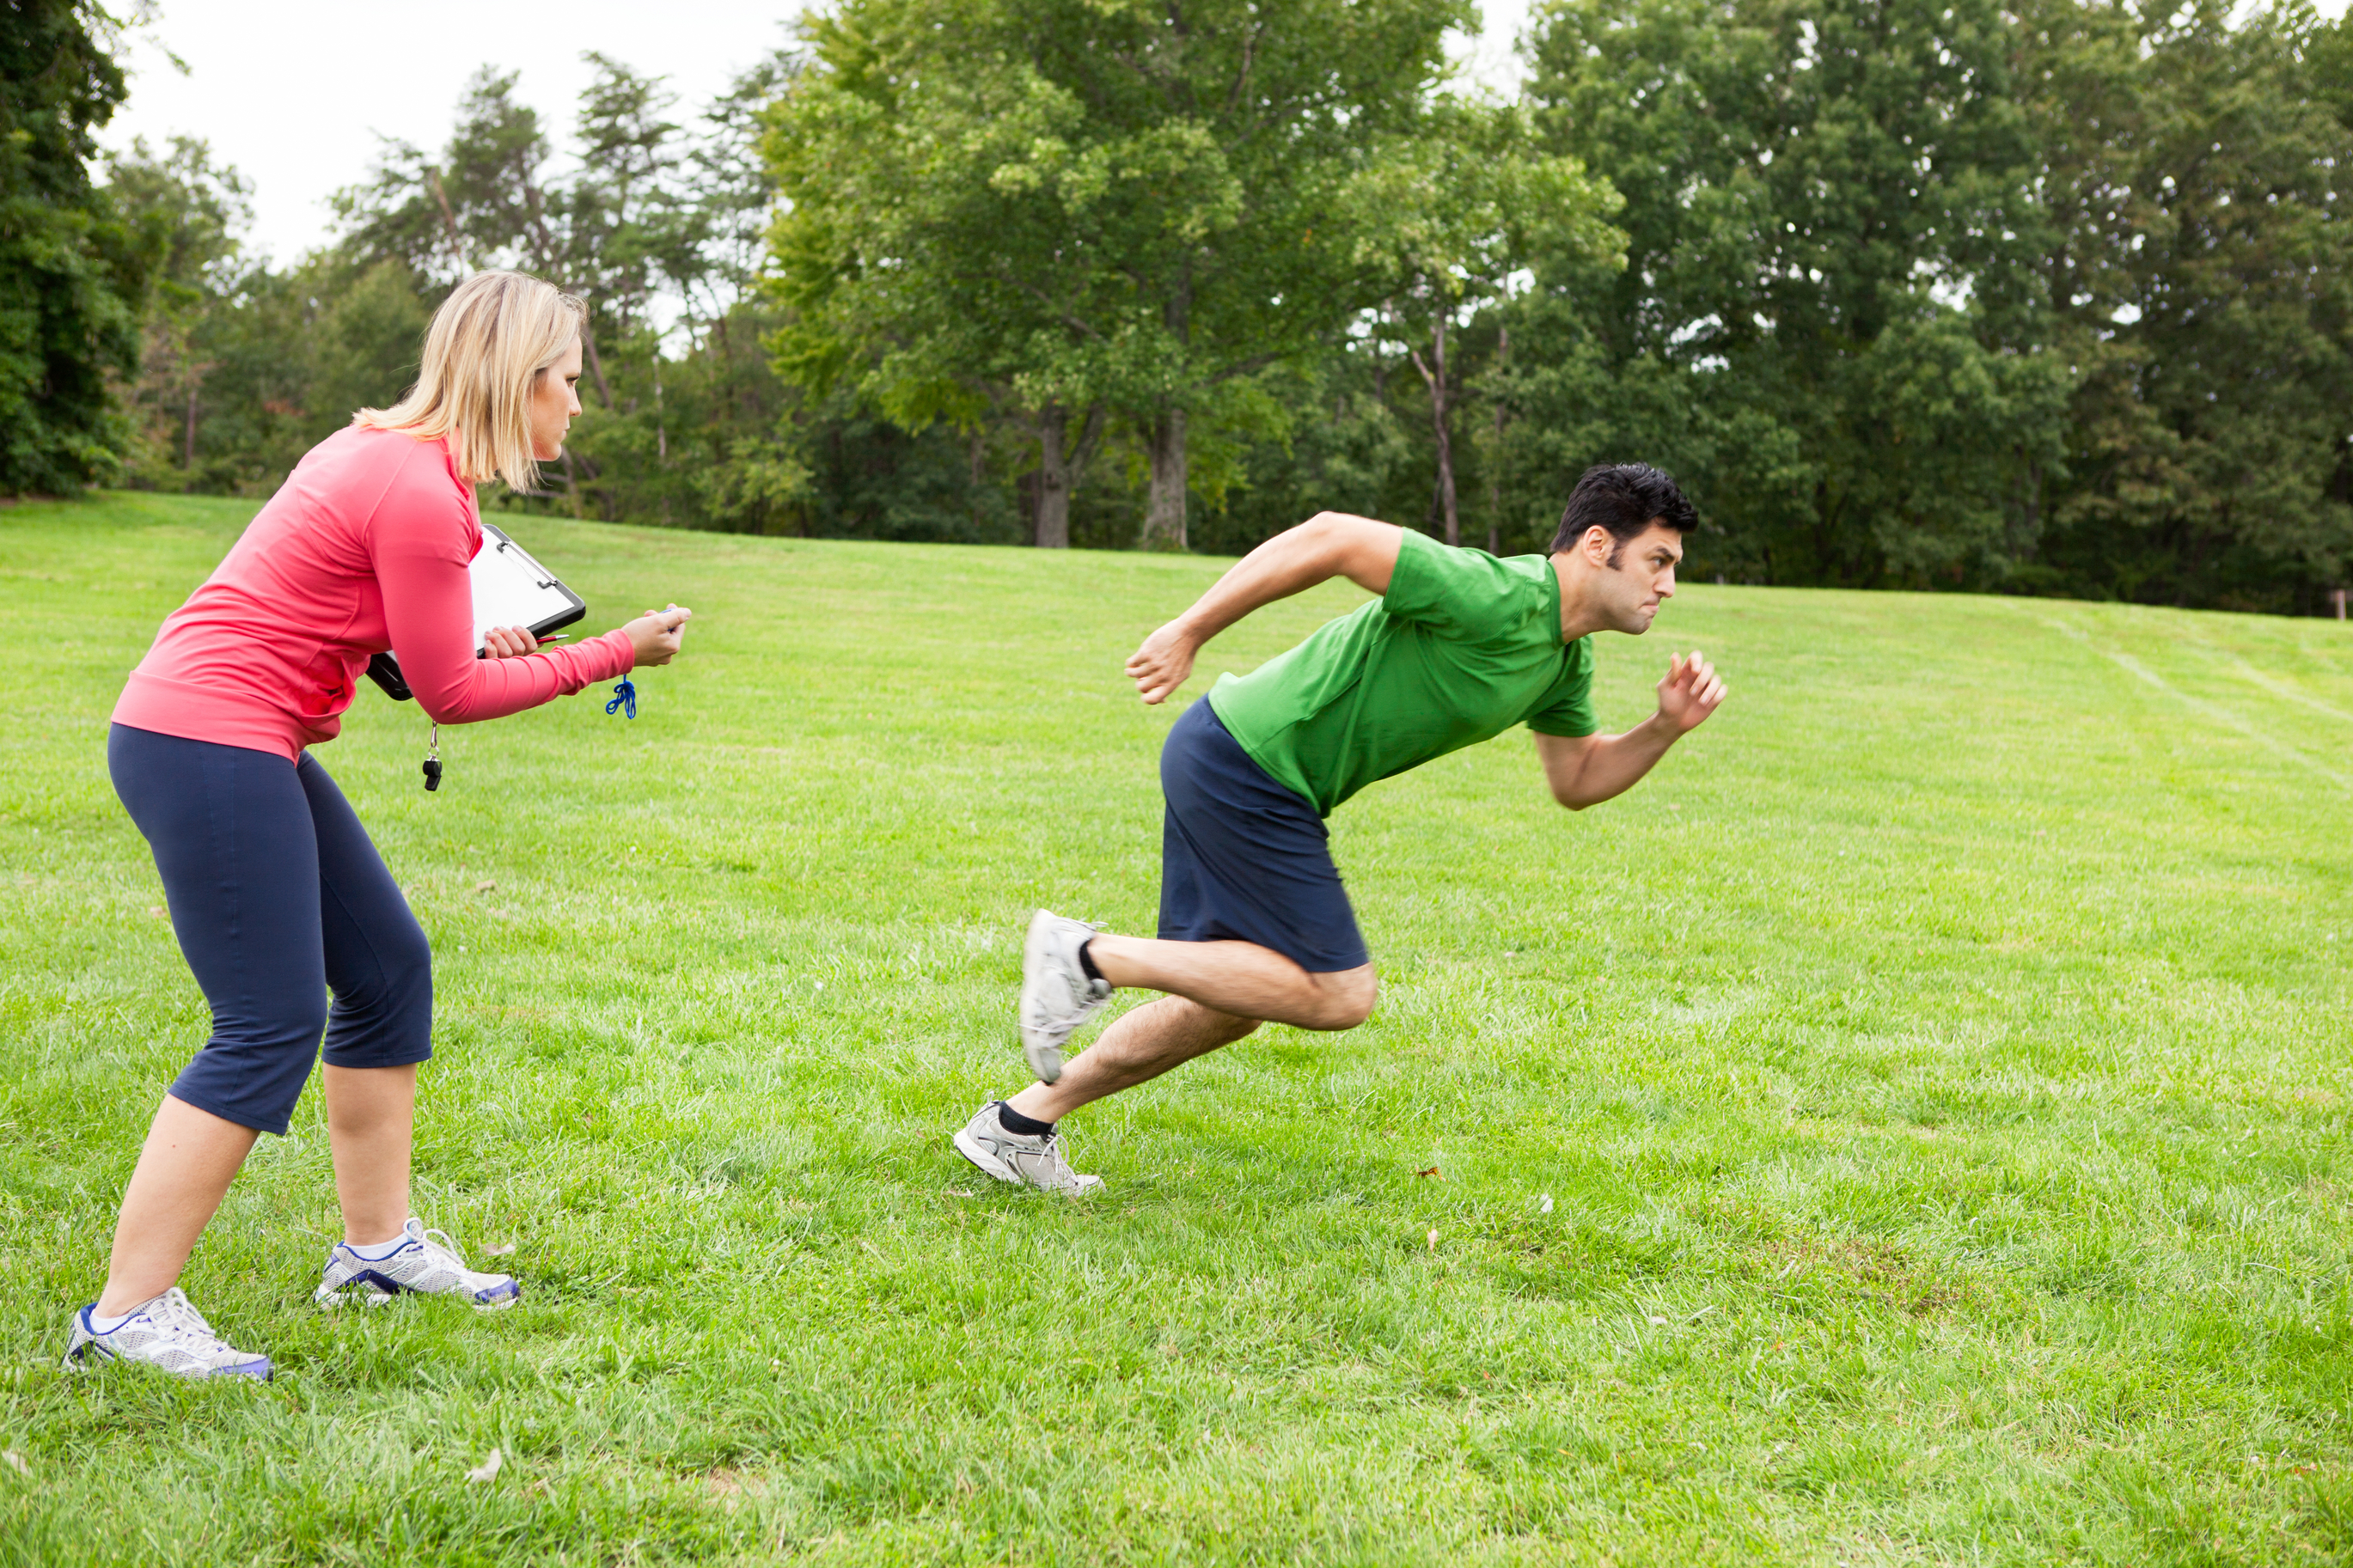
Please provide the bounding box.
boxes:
[1411,315,1458,546]
[1035,406,1106,548]
[653,355,668,461]
[579,320,616,412]
[1487,326,1508,556]
[1140,406,1188,551]
[1035,411,1071,548]
[183,376,199,472]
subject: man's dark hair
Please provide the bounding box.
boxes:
[1548,464,1698,564]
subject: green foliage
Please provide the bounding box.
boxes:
[1519,0,2069,587]
[767,0,1473,547]
[97,137,431,494]
[2026,0,2353,613]
[14,494,2353,1560]
[71,1,2353,610]
[103,135,251,486]
[0,0,148,495]
[1354,101,1623,546]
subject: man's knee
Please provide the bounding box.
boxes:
[1302,967,1378,1031]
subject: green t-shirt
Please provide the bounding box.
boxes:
[1205,530,1598,816]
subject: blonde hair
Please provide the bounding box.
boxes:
[355,270,586,492]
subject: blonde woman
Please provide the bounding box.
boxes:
[69,271,692,1379]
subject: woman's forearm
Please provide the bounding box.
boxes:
[372,518,635,724]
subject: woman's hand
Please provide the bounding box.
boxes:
[623,604,693,666]
[482,625,539,659]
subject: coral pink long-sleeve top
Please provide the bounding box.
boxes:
[113,424,635,762]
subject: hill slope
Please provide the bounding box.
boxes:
[5,492,2352,1565]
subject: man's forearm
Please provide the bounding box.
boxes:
[1556,716,1682,809]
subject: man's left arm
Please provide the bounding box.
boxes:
[1536,651,1727,810]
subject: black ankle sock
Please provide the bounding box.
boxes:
[998,1101,1055,1138]
[1078,938,1104,985]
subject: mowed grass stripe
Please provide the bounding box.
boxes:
[3,491,2352,1565]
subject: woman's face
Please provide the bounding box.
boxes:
[529,337,584,461]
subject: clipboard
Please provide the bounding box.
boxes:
[365,522,587,702]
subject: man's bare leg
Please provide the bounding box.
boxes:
[1008,996,1261,1123]
[1007,937,1377,1123]
[1085,936,1376,1031]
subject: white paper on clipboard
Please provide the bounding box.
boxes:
[469,522,585,648]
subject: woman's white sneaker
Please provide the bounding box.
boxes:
[64,1288,272,1380]
[315,1217,521,1309]
[952,1101,1103,1195]
[1020,909,1111,1083]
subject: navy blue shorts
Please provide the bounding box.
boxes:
[109,725,434,1136]
[1157,699,1368,973]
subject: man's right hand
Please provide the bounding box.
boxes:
[623,604,693,666]
[1126,620,1198,705]
[1121,512,1399,705]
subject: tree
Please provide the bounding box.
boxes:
[106,136,252,482]
[2025,0,2353,611]
[0,0,151,494]
[336,56,810,525]
[768,0,1470,549]
[1524,0,2068,587]
[1352,101,1620,546]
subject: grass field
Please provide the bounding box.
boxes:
[4,491,2353,1565]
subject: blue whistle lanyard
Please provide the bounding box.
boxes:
[606,677,637,719]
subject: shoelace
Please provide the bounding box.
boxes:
[1034,1126,1088,1187]
[415,1227,491,1278]
[142,1289,226,1350]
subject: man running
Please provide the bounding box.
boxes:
[952,463,1727,1194]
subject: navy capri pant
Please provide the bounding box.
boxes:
[109,724,433,1136]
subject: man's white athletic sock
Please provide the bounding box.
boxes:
[344,1234,409,1261]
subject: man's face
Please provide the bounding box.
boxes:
[1592,521,1683,633]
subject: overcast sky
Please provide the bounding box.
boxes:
[98,0,1541,265]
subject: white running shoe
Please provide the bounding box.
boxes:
[952,1101,1103,1196]
[1020,909,1111,1083]
[314,1217,521,1309]
[64,1288,272,1380]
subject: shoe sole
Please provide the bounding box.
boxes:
[64,1342,272,1380]
[315,1280,523,1312]
[1020,911,1067,1083]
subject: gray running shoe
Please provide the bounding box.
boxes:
[952,1101,1103,1196]
[64,1288,272,1380]
[1020,909,1110,1083]
[314,1217,521,1309]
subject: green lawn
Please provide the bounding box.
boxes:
[4,491,2353,1565]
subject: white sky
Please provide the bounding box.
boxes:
[100,0,1539,265]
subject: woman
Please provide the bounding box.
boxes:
[68,271,691,1380]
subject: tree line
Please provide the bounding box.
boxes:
[7,0,2352,612]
